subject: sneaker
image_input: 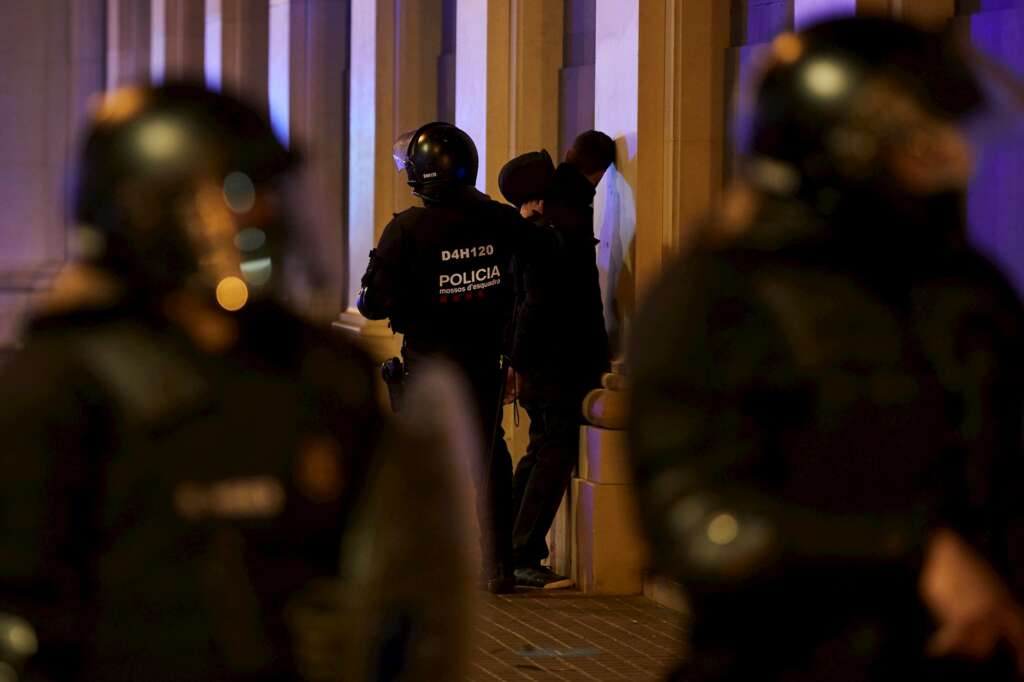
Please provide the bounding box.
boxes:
[514,565,574,590]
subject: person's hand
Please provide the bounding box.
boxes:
[502,367,520,405]
[919,528,1024,673]
[519,199,543,219]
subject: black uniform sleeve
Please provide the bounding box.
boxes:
[628,254,932,590]
[358,213,410,324]
[0,343,104,678]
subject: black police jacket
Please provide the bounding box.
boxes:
[361,186,552,367]
[510,163,610,402]
[629,196,1024,680]
[0,297,382,681]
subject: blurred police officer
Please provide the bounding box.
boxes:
[357,122,551,593]
[630,17,1024,681]
[498,132,613,589]
[0,84,474,681]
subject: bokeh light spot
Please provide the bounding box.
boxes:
[223,172,256,214]
[707,513,740,546]
[136,118,186,162]
[771,33,804,65]
[216,276,249,311]
[803,59,848,100]
[234,227,267,252]
[240,257,273,286]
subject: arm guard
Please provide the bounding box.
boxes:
[357,248,396,321]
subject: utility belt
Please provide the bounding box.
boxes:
[379,341,504,414]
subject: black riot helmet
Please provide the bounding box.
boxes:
[743,17,986,203]
[392,122,479,201]
[74,83,300,307]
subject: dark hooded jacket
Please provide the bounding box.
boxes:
[510,163,610,403]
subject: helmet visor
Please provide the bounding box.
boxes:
[392,130,416,172]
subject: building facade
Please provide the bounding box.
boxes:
[0,0,1020,592]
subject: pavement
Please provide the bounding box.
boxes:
[469,590,686,681]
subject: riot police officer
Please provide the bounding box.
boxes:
[358,122,549,593]
[629,17,1024,681]
[0,84,475,681]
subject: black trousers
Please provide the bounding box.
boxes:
[405,348,513,571]
[510,396,582,568]
[465,362,514,571]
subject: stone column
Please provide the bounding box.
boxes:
[636,0,730,296]
[592,0,638,351]
[289,0,348,319]
[107,0,152,88]
[0,0,105,346]
[455,0,511,196]
[560,0,596,160]
[511,0,563,157]
[892,0,955,27]
[794,0,953,27]
[958,2,1024,293]
[162,0,206,81]
[336,0,445,315]
[221,0,270,109]
[455,0,562,177]
[794,0,855,28]
[204,0,222,90]
[151,0,206,83]
[392,1,444,214]
[336,0,443,357]
[566,0,645,595]
[336,0,392,349]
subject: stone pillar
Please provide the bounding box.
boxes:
[204,0,222,90]
[288,0,348,319]
[269,0,291,143]
[392,1,444,214]
[794,0,856,28]
[455,0,511,196]
[107,0,152,88]
[794,0,953,27]
[511,0,563,157]
[636,0,730,296]
[162,0,206,81]
[337,0,392,351]
[892,0,955,27]
[560,0,596,160]
[592,0,638,352]
[151,0,206,83]
[0,0,105,346]
[221,0,270,109]
[336,0,443,357]
[958,2,1024,295]
[574,361,646,594]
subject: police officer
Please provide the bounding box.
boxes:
[629,17,1024,681]
[0,84,474,681]
[498,133,613,589]
[358,122,550,594]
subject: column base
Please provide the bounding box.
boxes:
[333,308,402,362]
